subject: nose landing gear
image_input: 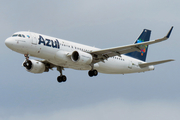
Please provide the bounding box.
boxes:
[23,54,32,70]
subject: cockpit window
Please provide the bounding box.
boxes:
[12,34,26,38]
[12,34,18,37]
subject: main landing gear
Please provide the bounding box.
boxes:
[57,67,67,83]
[88,64,98,77]
[56,67,98,83]
[88,69,98,77]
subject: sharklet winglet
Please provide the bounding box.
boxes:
[166,26,173,38]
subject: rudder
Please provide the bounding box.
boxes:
[125,29,151,61]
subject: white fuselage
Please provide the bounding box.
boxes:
[5,31,154,74]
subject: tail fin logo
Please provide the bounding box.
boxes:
[137,39,148,56]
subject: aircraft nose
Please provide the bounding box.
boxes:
[5,37,13,48]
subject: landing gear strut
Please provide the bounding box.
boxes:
[23,54,31,69]
[24,54,29,60]
[88,64,98,77]
[57,67,67,83]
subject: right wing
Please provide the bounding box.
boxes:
[90,26,173,63]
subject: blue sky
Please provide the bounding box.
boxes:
[0,0,180,120]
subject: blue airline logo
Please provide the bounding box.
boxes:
[137,39,147,56]
[38,35,60,49]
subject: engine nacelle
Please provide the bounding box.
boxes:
[71,51,93,65]
[23,59,46,73]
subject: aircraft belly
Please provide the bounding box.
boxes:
[49,59,91,70]
[97,59,150,74]
[97,59,127,74]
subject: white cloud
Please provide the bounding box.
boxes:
[2,99,180,120]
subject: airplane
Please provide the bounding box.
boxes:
[5,26,174,83]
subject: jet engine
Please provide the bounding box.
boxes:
[23,59,46,73]
[71,51,93,65]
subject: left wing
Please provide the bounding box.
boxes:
[91,26,173,62]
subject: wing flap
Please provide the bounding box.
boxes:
[139,59,174,68]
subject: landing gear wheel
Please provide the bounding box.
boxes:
[62,75,67,82]
[93,70,98,76]
[88,70,94,77]
[57,75,67,83]
[88,70,98,77]
[57,67,67,83]
[57,76,62,83]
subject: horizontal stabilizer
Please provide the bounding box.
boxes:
[139,59,174,68]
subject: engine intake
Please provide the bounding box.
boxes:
[23,59,45,73]
[71,51,93,65]
[72,51,79,61]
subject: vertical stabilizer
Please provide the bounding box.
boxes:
[125,29,151,61]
